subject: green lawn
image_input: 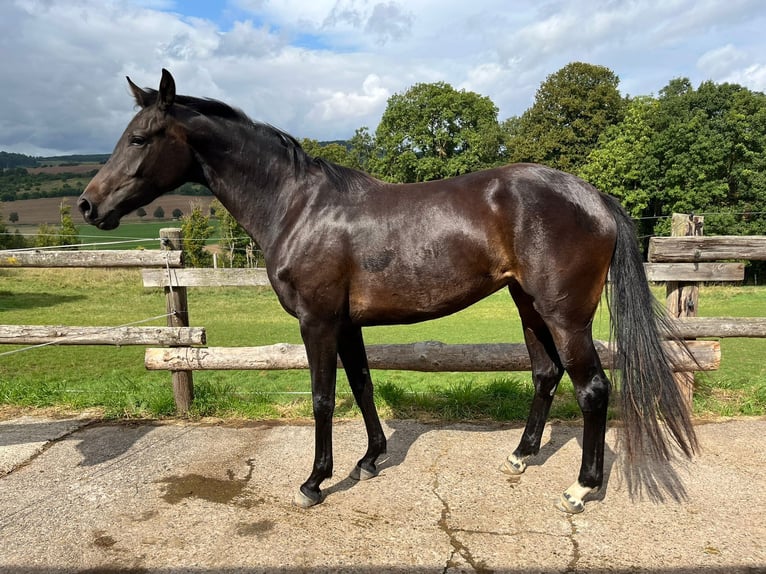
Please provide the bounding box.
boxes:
[75,222,184,249]
[0,267,764,420]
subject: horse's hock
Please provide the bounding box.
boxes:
[4,224,766,412]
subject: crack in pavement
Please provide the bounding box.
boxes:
[564,514,581,573]
[434,483,494,574]
[427,448,582,573]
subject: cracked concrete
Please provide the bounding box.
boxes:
[0,416,764,573]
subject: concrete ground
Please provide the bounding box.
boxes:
[0,415,764,573]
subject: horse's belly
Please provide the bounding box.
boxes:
[348,273,507,326]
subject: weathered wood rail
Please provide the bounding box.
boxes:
[0,325,205,346]
[648,236,766,262]
[144,340,719,373]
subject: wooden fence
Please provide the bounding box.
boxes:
[4,223,765,414]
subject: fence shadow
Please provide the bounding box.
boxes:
[0,291,86,312]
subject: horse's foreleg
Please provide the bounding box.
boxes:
[294,320,339,508]
[338,325,386,481]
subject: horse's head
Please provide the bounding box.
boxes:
[79,69,197,230]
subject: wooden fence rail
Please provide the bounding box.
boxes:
[0,250,183,268]
[144,340,720,373]
[648,236,766,262]
[0,325,205,346]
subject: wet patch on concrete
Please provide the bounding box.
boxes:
[158,458,258,507]
[235,519,275,538]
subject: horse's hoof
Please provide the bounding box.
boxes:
[293,488,321,508]
[555,482,598,514]
[555,492,585,514]
[499,454,527,475]
[349,465,378,481]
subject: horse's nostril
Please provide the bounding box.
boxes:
[77,197,92,218]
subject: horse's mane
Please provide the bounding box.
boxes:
[141,88,373,194]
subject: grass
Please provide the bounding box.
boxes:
[0,267,764,421]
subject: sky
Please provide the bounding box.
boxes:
[1,0,765,156]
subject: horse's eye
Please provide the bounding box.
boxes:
[130,135,147,147]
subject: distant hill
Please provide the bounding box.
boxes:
[0,151,111,170]
[38,154,110,166]
[0,151,40,169]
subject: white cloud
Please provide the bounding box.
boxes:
[311,73,390,122]
[697,44,748,79]
[1,0,766,154]
[724,64,766,92]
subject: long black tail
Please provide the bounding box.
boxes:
[601,194,699,496]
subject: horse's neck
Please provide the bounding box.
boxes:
[190,120,299,255]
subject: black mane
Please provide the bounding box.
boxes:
[140,88,374,194]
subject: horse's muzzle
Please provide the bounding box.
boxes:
[77,193,120,230]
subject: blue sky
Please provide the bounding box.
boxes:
[1,0,765,155]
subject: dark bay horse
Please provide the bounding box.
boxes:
[79,70,697,513]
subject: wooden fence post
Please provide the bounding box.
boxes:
[666,213,704,409]
[160,228,194,414]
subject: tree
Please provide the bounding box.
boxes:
[172,208,183,219]
[581,78,766,239]
[58,201,78,247]
[211,199,254,267]
[35,223,58,248]
[180,203,214,267]
[136,207,147,218]
[507,62,625,172]
[9,212,18,223]
[348,127,376,172]
[579,96,660,237]
[372,82,504,182]
[0,210,27,249]
[300,139,355,167]
[153,206,165,219]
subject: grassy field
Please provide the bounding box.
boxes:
[0,267,764,421]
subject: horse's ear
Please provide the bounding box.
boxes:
[158,68,176,112]
[127,76,151,108]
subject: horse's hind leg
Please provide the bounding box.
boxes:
[338,325,387,481]
[502,283,566,475]
[551,330,610,514]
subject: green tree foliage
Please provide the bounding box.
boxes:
[211,199,255,268]
[581,78,766,237]
[34,223,59,248]
[30,201,79,248]
[348,127,376,172]
[372,82,504,182]
[180,203,214,267]
[300,139,353,167]
[650,80,766,235]
[579,96,660,236]
[153,206,165,219]
[507,62,625,172]
[0,210,27,249]
[58,201,79,247]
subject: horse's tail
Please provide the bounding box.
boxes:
[601,193,698,496]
